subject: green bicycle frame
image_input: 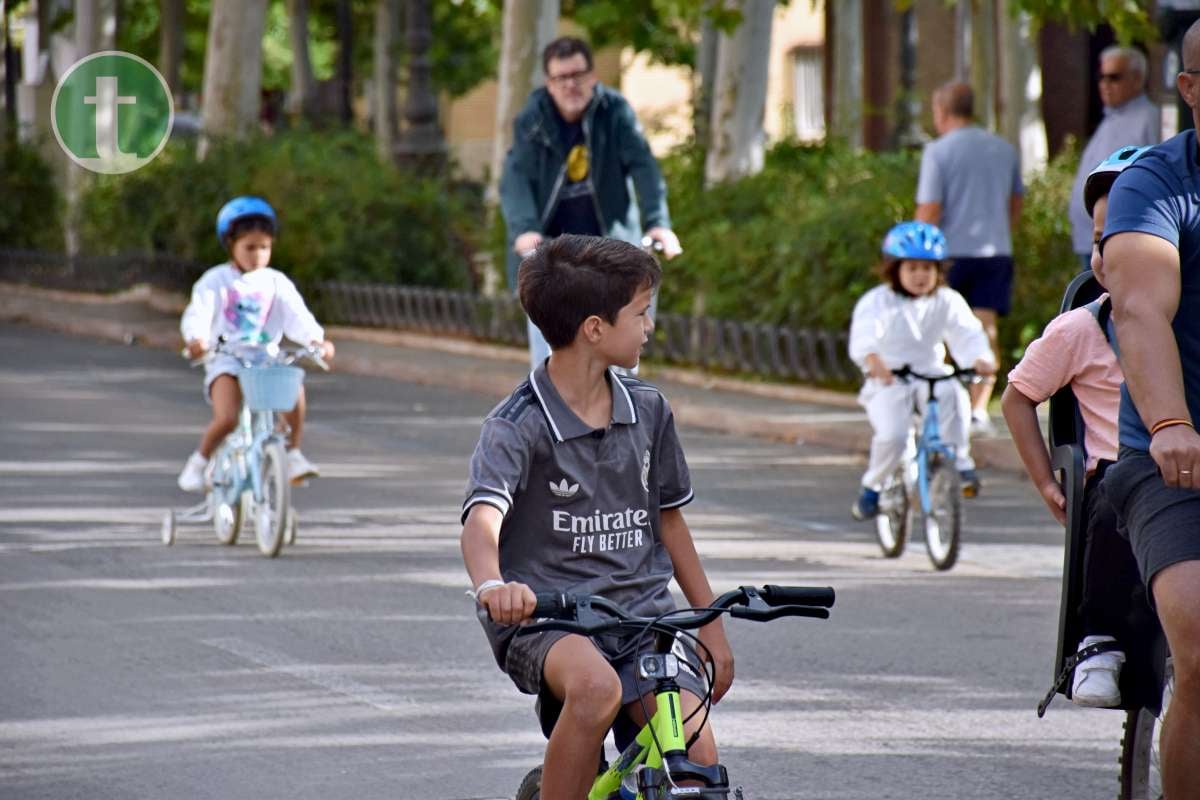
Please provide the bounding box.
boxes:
[587,687,687,800]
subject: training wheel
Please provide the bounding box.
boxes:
[285,507,298,546]
[161,510,176,546]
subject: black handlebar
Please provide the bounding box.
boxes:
[516,584,835,638]
[891,365,977,382]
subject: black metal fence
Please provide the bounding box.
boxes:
[0,249,859,383]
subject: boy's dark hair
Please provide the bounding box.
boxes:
[224,215,276,248]
[518,235,660,350]
[880,258,945,298]
[543,37,593,73]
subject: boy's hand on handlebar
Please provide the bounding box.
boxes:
[317,340,335,361]
[184,339,207,360]
[514,232,543,256]
[699,621,735,703]
[644,227,682,260]
[972,358,996,377]
[479,581,537,625]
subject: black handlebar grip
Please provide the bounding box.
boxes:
[761,585,835,608]
[532,591,570,619]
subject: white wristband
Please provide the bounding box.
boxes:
[469,579,505,601]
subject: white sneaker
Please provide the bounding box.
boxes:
[969,411,996,437]
[177,451,209,493]
[1071,635,1124,707]
[287,448,319,485]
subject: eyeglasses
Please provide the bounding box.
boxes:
[1183,69,1200,75]
[1098,72,1125,83]
[547,69,592,87]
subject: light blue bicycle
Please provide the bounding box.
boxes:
[873,365,977,571]
[161,340,327,557]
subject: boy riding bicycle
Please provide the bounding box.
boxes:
[176,196,335,493]
[848,221,996,520]
[460,235,732,800]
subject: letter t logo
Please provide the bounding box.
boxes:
[84,76,136,160]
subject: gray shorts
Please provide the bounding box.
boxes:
[505,628,708,705]
[203,355,241,403]
[1103,447,1200,588]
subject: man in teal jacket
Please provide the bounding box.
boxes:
[500,37,682,367]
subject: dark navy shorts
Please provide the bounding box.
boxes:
[947,256,1014,316]
[1103,446,1200,589]
[506,628,707,704]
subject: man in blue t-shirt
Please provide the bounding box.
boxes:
[1101,19,1200,798]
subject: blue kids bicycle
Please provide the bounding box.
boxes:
[161,340,327,557]
[872,365,977,571]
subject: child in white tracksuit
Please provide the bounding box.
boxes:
[847,221,996,520]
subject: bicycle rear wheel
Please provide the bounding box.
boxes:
[874,467,908,558]
[210,444,243,546]
[1120,708,1162,800]
[253,440,289,557]
[921,458,961,571]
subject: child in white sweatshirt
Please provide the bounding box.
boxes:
[847,221,996,519]
[176,196,335,493]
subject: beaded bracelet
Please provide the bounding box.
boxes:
[1150,418,1194,436]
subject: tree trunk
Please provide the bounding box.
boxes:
[159,0,185,98]
[970,0,996,130]
[998,3,1046,172]
[74,0,116,56]
[692,13,718,158]
[200,0,269,154]
[704,0,774,185]
[336,0,353,125]
[829,0,862,148]
[395,0,445,169]
[285,0,317,121]
[486,0,559,203]
[373,0,401,162]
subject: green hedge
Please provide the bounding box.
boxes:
[78,130,482,291]
[656,140,1081,365]
[0,139,63,250]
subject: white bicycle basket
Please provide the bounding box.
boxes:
[238,365,305,411]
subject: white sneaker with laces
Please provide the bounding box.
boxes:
[177,451,209,493]
[969,411,996,437]
[1072,635,1124,707]
[287,448,319,484]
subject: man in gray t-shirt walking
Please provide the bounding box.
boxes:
[916,81,1023,435]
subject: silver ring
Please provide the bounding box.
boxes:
[1182,470,1193,475]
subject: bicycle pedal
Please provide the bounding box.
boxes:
[961,485,978,498]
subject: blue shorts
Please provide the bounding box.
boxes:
[947,256,1014,316]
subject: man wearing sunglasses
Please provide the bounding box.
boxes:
[500,36,681,369]
[1068,46,1161,273]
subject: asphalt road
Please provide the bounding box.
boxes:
[0,323,1125,799]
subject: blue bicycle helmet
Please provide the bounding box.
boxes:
[1084,145,1152,216]
[215,196,277,244]
[881,221,946,261]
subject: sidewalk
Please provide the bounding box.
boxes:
[0,282,1024,473]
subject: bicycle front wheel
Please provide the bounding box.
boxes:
[515,766,541,800]
[874,468,908,558]
[210,444,243,546]
[253,440,290,557]
[921,459,961,571]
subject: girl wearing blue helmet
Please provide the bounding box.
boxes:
[848,220,997,520]
[177,196,336,493]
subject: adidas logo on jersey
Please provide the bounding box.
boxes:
[549,478,580,498]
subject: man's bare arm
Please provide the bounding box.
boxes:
[915,202,941,224]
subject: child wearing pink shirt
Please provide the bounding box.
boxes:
[1001,147,1146,708]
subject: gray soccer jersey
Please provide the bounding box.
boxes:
[462,363,694,667]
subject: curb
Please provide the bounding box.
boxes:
[0,282,1024,474]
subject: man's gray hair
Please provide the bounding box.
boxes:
[1100,45,1147,82]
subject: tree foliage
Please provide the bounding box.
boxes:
[1006,0,1156,44]
[562,0,748,68]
